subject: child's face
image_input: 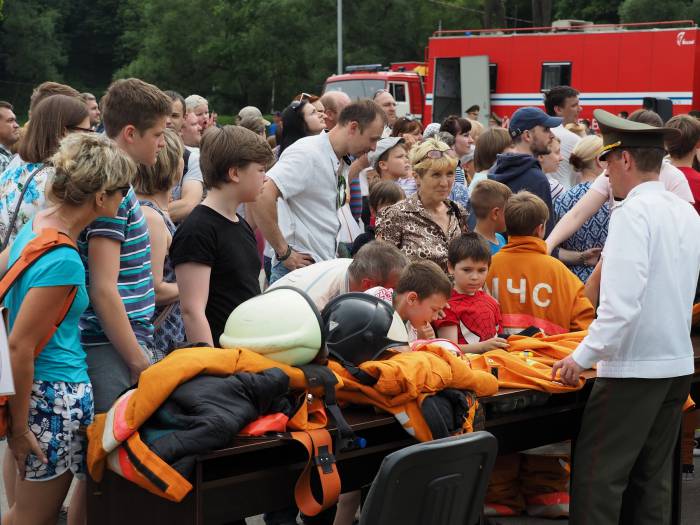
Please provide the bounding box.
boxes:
[234,161,267,202]
[407,292,448,326]
[380,146,410,179]
[450,257,489,295]
[129,116,168,167]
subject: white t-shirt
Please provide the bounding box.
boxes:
[268,258,352,310]
[590,159,695,206]
[172,146,204,201]
[552,125,581,190]
[268,133,342,263]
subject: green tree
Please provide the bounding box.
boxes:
[554,0,621,23]
[618,0,687,23]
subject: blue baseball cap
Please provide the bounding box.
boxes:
[508,107,562,138]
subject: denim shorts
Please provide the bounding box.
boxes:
[25,380,93,481]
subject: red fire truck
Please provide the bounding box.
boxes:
[425,20,700,127]
[324,63,427,119]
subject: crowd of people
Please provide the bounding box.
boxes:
[0,77,698,525]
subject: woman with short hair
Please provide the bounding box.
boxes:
[377,137,468,272]
[2,133,134,525]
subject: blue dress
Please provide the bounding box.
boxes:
[554,181,610,282]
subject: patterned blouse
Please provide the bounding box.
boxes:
[554,181,610,282]
[140,199,185,361]
[0,162,52,246]
[376,193,467,272]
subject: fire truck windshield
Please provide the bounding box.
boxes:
[324,79,385,100]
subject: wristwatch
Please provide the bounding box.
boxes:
[276,245,293,262]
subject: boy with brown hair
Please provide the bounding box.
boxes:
[470,179,512,254]
[365,260,452,341]
[351,179,405,255]
[435,233,508,353]
[665,114,700,214]
[171,126,274,347]
[79,78,172,413]
[486,191,594,335]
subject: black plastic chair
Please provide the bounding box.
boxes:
[359,431,498,525]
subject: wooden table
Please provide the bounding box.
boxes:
[87,336,700,524]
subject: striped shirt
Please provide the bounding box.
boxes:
[79,187,155,347]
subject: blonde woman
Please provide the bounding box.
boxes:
[2,133,134,525]
[377,137,468,272]
[553,135,608,282]
[134,129,185,360]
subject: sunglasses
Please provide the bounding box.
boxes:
[290,100,307,112]
[68,125,95,133]
[108,185,131,197]
[295,92,313,102]
[420,149,458,162]
[337,175,347,209]
[373,89,390,100]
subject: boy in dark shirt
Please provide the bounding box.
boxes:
[171,126,274,346]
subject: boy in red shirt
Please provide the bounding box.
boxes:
[435,232,509,353]
[665,114,700,214]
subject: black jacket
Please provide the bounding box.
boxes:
[489,153,555,235]
[142,368,292,476]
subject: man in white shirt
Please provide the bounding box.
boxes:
[553,109,700,525]
[251,100,386,284]
[268,240,407,310]
[544,86,582,190]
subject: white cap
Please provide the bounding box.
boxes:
[367,137,404,169]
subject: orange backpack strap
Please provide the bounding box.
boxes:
[290,429,341,516]
[298,364,357,452]
[0,229,78,357]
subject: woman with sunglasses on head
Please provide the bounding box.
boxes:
[377,137,468,273]
[278,98,325,157]
[1,133,134,525]
[0,94,90,247]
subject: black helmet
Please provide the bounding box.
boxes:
[321,292,409,367]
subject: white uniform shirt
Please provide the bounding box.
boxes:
[572,181,700,378]
[268,258,352,311]
[268,133,341,263]
[551,125,581,190]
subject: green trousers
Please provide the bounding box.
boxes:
[570,375,692,525]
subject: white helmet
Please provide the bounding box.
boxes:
[219,287,324,366]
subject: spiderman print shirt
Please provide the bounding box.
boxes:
[433,289,502,344]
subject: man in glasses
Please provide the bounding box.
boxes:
[489,106,561,236]
[251,100,387,284]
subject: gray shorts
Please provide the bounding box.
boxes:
[85,343,151,413]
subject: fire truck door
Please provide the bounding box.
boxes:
[459,55,491,127]
[389,81,411,119]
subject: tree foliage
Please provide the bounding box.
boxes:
[1,0,699,117]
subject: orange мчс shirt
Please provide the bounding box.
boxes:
[486,236,595,335]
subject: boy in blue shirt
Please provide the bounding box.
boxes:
[470,179,512,254]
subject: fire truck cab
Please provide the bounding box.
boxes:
[324,63,426,119]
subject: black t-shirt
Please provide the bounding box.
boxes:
[170,204,261,346]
